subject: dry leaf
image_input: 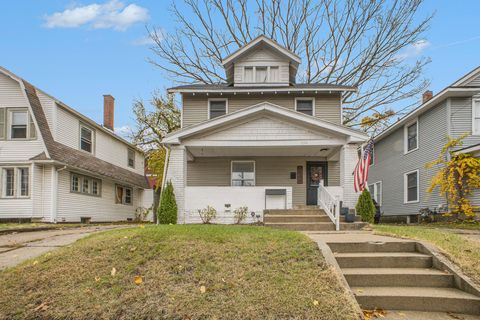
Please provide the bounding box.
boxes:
[313,300,319,306]
[32,260,39,266]
[130,247,137,252]
[111,268,117,276]
[34,302,48,312]
[95,276,101,282]
[134,276,143,285]
[123,236,128,239]
[200,285,206,293]
[139,225,145,229]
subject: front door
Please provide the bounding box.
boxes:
[306,162,328,205]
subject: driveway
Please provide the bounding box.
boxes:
[0,225,128,270]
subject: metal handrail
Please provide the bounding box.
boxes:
[317,184,340,231]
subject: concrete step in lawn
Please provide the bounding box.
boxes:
[264,214,332,223]
[334,252,433,268]
[265,221,367,231]
[352,286,480,314]
[328,241,416,253]
[343,268,454,287]
[264,209,326,215]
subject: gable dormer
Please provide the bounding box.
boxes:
[222,36,301,87]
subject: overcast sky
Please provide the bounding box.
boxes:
[1,0,480,137]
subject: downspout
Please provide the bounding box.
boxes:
[51,165,67,223]
[158,145,171,225]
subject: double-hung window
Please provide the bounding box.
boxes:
[0,108,36,140]
[115,185,133,205]
[128,149,135,168]
[404,120,418,153]
[208,99,228,119]
[70,173,101,197]
[80,124,94,153]
[404,170,419,203]
[368,181,382,205]
[295,98,314,116]
[1,167,29,198]
[473,99,480,135]
[231,161,255,186]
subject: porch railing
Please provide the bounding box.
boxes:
[317,184,340,231]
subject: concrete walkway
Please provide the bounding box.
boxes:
[0,225,128,270]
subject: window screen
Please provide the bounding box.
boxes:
[11,111,27,139]
[209,100,227,119]
[296,99,314,116]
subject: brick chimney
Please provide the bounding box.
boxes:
[422,90,433,104]
[103,94,115,131]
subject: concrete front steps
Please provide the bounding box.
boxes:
[328,240,480,315]
[263,208,367,231]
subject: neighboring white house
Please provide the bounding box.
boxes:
[161,35,369,225]
[0,66,151,223]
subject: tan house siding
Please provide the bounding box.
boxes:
[186,156,340,206]
[182,92,342,127]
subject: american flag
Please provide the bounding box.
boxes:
[354,140,374,193]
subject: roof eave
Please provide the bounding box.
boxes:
[167,86,357,94]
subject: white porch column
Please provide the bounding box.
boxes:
[340,143,360,209]
[164,145,187,224]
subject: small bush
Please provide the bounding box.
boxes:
[233,206,248,224]
[157,181,177,224]
[134,206,151,222]
[198,206,217,224]
[355,189,375,223]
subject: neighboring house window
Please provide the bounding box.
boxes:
[404,170,419,203]
[80,124,94,153]
[1,167,29,198]
[231,161,255,186]
[0,108,35,140]
[473,99,480,135]
[255,67,268,82]
[295,98,315,116]
[115,185,133,205]
[368,181,382,205]
[208,99,228,119]
[70,173,101,197]
[128,149,135,168]
[404,120,418,153]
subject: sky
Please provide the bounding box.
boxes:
[1,0,480,138]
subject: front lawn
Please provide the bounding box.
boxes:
[0,225,359,320]
[373,224,480,285]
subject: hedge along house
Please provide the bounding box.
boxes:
[161,36,368,227]
[0,66,151,223]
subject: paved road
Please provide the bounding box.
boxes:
[0,225,127,270]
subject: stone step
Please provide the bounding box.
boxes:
[264,209,326,215]
[335,252,432,268]
[264,214,332,223]
[328,241,417,253]
[339,222,368,231]
[343,268,454,287]
[352,286,480,314]
[265,222,336,231]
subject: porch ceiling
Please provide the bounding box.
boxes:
[186,145,341,158]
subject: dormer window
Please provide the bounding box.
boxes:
[243,66,280,83]
[256,67,268,82]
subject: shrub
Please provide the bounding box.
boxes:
[355,189,375,223]
[198,206,217,224]
[134,206,151,222]
[157,181,177,224]
[233,206,248,224]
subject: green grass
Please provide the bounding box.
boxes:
[373,224,480,285]
[0,225,359,320]
[418,220,480,230]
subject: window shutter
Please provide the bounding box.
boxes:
[0,108,5,140]
[29,113,36,139]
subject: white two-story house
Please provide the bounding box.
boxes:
[161,36,369,228]
[0,66,150,223]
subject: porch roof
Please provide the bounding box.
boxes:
[162,102,369,145]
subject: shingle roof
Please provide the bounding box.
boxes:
[167,82,357,93]
[24,81,149,189]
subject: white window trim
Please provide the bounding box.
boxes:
[294,97,316,116]
[207,98,228,120]
[230,160,256,186]
[115,184,133,205]
[7,109,32,141]
[404,169,420,204]
[404,119,419,154]
[79,123,95,154]
[1,166,30,198]
[368,181,382,206]
[472,99,480,136]
[128,148,136,168]
[243,66,281,84]
[70,173,102,197]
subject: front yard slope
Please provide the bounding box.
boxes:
[0,225,358,320]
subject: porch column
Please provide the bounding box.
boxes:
[340,143,360,209]
[164,145,187,224]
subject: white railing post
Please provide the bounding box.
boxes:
[317,185,341,231]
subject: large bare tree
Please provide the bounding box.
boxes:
[148,0,432,130]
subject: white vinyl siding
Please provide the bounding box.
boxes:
[404,170,419,203]
[472,99,480,135]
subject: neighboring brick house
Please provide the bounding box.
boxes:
[0,66,152,222]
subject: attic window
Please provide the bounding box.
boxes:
[256,67,268,82]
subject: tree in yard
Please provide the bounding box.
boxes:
[356,189,375,223]
[426,134,480,219]
[131,92,181,223]
[148,0,432,132]
[158,181,178,224]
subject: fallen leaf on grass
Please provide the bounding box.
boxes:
[95,276,101,282]
[32,260,39,266]
[111,268,117,276]
[34,302,48,312]
[134,276,143,285]
[200,286,206,293]
[130,247,137,252]
[363,308,387,319]
[139,225,145,229]
[313,300,319,306]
